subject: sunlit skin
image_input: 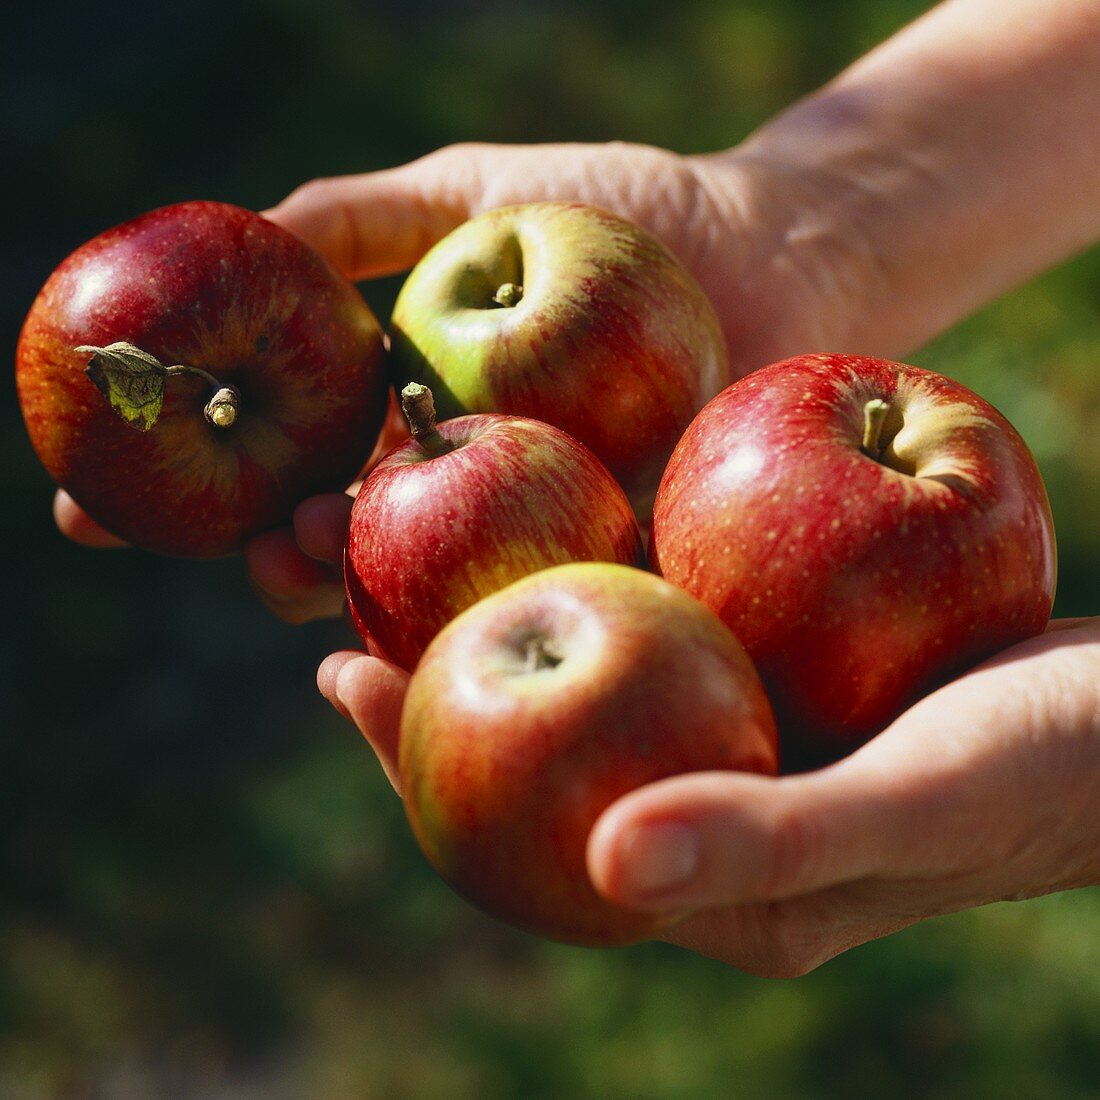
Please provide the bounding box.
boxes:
[389,202,729,519]
[54,0,1100,973]
[650,354,1056,759]
[20,201,387,557]
[344,412,643,670]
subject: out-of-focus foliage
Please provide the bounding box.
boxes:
[2,0,1097,1096]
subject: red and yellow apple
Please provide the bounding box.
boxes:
[16,200,388,557]
[399,561,779,946]
[344,386,643,670]
[650,353,1057,761]
[388,201,730,520]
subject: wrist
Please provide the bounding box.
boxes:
[684,146,897,368]
[713,0,1100,363]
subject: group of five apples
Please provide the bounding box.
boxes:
[16,199,1056,946]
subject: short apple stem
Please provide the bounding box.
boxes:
[77,341,240,432]
[162,366,241,428]
[202,385,241,428]
[400,383,454,458]
[492,282,524,308]
[861,399,891,458]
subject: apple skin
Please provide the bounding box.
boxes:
[344,413,644,670]
[399,562,779,947]
[16,201,388,557]
[388,201,730,520]
[649,353,1057,762]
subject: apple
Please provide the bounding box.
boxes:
[388,201,730,520]
[399,561,779,947]
[344,385,644,670]
[649,353,1057,762]
[16,200,388,557]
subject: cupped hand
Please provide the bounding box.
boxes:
[55,139,876,622]
[321,617,1100,975]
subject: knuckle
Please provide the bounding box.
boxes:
[281,175,340,210]
[765,804,825,899]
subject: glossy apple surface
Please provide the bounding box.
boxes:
[399,562,779,947]
[650,353,1057,761]
[389,201,730,519]
[17,201,388,556]
[344,409,643,670]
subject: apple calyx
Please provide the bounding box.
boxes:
[860,398,891,460]
[400,382,454,458]
[521,635,563,673]
[492,282,524,308]
[77,341,240,432]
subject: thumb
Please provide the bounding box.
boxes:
[263,148,482,280]
[586,762,906,913]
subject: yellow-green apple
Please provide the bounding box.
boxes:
[343,386,643,670]
[399,561,779,947]
[649,353,1057,763]
[16,201,388,557]
[388,201,730,520]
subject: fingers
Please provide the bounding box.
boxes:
[262,141,700,281]
[53,490,128,548]
[587,763,898,914]
[293,492,354,564]
[264,149,480,279]
[242,493,353,624]
[318,651,409,793]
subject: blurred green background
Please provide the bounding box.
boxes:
[3,0,1098,1096]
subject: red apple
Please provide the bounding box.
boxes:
[16,201,388,557]
[649,353,1057,762]
[344,386,643,670]
[388,201,730,520]
[400,561,779,947]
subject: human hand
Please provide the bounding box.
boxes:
[320,617,1100,973]
[55,138,876,620]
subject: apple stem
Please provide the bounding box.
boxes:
[400,383,453,458]
[861,398,891,458]
[492,282,524,308]
[163,366,240,429]
[202,385,242,428]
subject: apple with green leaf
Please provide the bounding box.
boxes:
[16,200,388,557]
[343,385,643,670]
[388,201,730,520]
[649,353,1057,762]
[399,561,779,947]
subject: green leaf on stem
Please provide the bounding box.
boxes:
[77,341,169,432]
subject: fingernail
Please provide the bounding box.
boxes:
[620,822,699,900]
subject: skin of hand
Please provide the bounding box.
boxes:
[319,618,1100,976]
